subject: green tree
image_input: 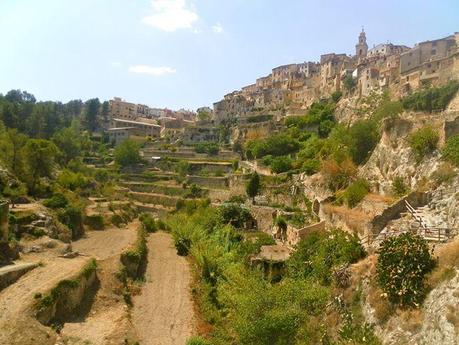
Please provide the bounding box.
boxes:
[114,139,141,167]
[377,233,436,307]
[246,172,260,203]
[23,139,59,192]
[84,98,100,132]
[270,156,293,173]
[52,127,82,164]
[343,75,357,92]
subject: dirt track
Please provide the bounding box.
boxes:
[132,231,196,345]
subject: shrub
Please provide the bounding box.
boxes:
[58,169,90,191]
[442,134,459,166]
[194,142,219,155]
[322,157,357,191]
[261,155,273,166]
[331,91,343,103]
[408,126,439,162]
[186,336,212,345]
[114,139,141,167]
[175,237,192,256]
[58,205,84,239]
[301,158,321,175]
[245,133,300,159]
[341,179,369,208]
[228,194,247,204]
[392,176,410,197]
[218,203,254,229]
[287,229,366,285]
[43,193,68,209]
[246,172,260,202]
[377,233,436,307]
[185,184,204,199]
[139,212,157,233]
[85,214,105,230]
[402,81,459,112]
[270,156,293,173]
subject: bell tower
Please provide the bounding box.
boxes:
[355,27,368,58]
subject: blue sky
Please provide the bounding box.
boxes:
[0,0,458,110]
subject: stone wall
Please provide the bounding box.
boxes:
[369,191,430,235]
[0,200,9,243]
[187,175,229,189]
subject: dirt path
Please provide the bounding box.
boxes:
[132,231,196,345]
[0,222,138,345]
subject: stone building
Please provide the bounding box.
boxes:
[367,43,409,58]
[183,121,219,144]
[355,29,368,59]
[108,127,135,144]
[110,118,161,138]
[109,97,137,120]
[400,33,459,92]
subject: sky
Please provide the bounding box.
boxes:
[0,0,458,110]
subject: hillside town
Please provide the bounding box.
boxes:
[105,30,459,147]
[2,17,459,345]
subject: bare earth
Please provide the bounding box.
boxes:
[133,231,196,345]
[0,223,138,345]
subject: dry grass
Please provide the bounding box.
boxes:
[364,193,396,204]
[399,309,424,332]
[428,238,459,287]
[367,283,393,323]
[446,304,459,332]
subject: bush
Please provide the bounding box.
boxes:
[58,169,91,191]
[402,81,459,112]
[392,176,409,197]
[194,142,219,155]
[139,212,157,233]
[218,203,254,229]
[442,134,459,166]
[270,156,293,173]
[85,214,105,230]
[58,205,84,239]
[377,233,436,307]
[301,158,321,175]
[114,139,141,167]
[287,229,366,285]
[341,179,369,208]
[175,237,192,256]
[43,193,68,209]
[245,133,300,159]
[408,126,439,162]
[322,157,357,191]
[331,91,343,103]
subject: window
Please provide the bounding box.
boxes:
[431,49,436,55]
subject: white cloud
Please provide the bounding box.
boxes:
[212,22,223,34]
[111,61,122,67]
[129,65,177,76]
[142,0,198,32]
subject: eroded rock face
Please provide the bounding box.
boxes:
[359,117,441,195]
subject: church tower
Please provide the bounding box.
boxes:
[355,27,368,58]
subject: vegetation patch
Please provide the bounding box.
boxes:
[36,258,97,325]
[121,226,148,279]
[408,125,439,162]
[402,81,459,112]
[377,233,436,307]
